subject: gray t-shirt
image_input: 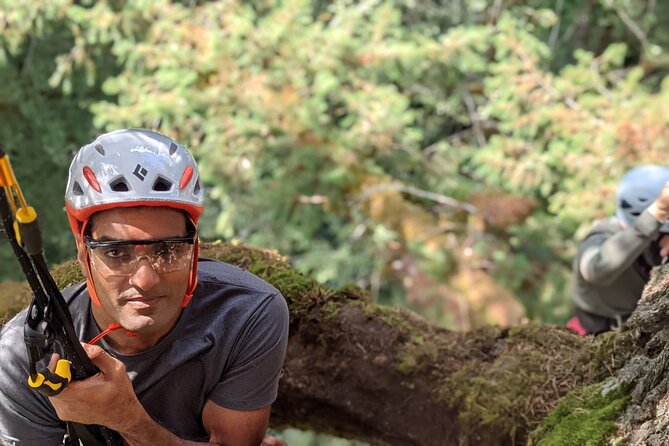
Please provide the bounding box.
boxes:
[0,258,289,445]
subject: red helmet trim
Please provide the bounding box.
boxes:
[65,201,203,236]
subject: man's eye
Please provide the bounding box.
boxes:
[103,248,129,259]
[153,243,170,257]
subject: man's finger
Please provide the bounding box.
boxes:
[659,235,669,258]
[47,353,61,372]
[80,343,116,371]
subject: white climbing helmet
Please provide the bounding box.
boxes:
[616,165,669,232]
[65,128,204,233]
[65,129,205,308]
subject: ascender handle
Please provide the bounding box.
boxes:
[28,359,72,396]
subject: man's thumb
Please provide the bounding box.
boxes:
[81,342,116,371]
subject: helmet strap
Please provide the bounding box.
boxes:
[79,218,104,307]
[181,217,199,307]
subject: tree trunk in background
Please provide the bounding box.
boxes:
[602,265,669,444]
[6,242,669,444]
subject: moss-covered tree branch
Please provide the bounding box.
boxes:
[7,243,669,444]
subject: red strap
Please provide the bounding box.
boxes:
[88,323,123,345]
[566,316,587,336]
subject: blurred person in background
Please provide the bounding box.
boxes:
[568,165,669,335]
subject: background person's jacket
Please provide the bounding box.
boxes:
[572,210,664,329]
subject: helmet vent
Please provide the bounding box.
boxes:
[110,178,130,192]
[72,182,84,196]
[632,212,641,217]
[193,177,201,195]
[94,143,105,156]
[620,199,632,209]
[169,143,178,156]
[153,176,173,192]
[638,197,648,202]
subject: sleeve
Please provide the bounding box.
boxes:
[0,318,67,446]
[208,292,289,411]
[579,210,663,285]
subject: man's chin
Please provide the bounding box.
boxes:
[117,314,158,334]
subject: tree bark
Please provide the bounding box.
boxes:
[599,264,669,444]
[5,242,669,444]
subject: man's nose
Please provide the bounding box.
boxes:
[128,257,160,290]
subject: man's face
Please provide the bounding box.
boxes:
[76,207,192,339]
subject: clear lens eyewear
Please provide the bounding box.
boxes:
[84,235,195,276]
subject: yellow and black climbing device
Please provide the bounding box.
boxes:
[0,146,123,446]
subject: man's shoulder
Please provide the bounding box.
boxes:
[60,282,89,303]
[196,257,280,297]
[0,308,26,347]
[185,258,288,345]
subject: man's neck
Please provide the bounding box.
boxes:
[97,329,165,356]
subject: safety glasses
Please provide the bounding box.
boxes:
[84,234,196,276]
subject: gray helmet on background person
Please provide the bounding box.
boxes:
[65,128,204,235]
[616,165,669,232]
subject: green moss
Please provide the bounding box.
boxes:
[444,351,548,438]
[358,303,439,374]
[260,267,317,304]
[395,354,417,373]
[528,383,629,446]
[331,284,372,302]
[364,303,415,333]
[51,259,84,287]
[396,332,439,374]
[506,324,588,352]
[0,280,31,323]
[322,300,344,320]
[201,242,326,311]
[591,332,623,376]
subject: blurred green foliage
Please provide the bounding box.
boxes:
[3,1,669,443]
[3,0,669,336]
[271,428,369,446]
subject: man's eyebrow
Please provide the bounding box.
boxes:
[92,235,116,242]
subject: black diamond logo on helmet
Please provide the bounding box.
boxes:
[133,164,148,181]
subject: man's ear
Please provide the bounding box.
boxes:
[74,233,90,280]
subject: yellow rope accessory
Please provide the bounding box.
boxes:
[0,150,38,250]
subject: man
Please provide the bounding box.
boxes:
[568,165,669,335]
[0,129,289,445]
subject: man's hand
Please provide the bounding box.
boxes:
[660,235,669,259]
[647,181,669,224]
[50,344,281,446]
[48,343,144,432]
